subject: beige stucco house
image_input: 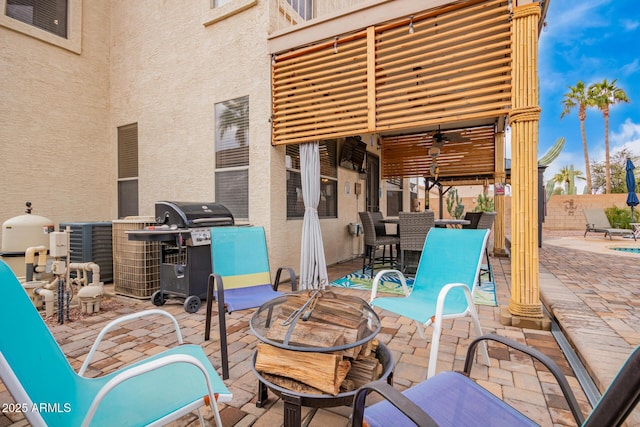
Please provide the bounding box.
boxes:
[1,0,549,321]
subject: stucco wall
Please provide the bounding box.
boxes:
[0,2,112,246]
[543,194,634,230]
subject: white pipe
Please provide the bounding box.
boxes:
[24,246,48,281]
[34,288,55,317]
[69,262,101,287]
[25,245,47,266]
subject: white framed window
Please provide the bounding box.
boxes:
[215,96,249,221]
[286,141,337,219]
[202,0,257,27]
[286,0,313,20]
[1,0,82,53]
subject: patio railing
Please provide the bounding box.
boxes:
[273,0,372,33]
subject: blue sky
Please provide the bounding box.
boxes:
[533,0,640,191]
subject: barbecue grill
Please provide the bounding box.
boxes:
[126,201,234,312]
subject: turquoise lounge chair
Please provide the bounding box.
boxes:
[0,260,231,427]
[369,228,491,378]
[204,226,297,380]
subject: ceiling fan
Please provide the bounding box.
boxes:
[428,127,469,179]
[431,126,469,146]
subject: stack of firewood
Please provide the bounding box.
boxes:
[254,293,383,396]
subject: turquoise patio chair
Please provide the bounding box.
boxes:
[352,334,640,427]
[204,226,297,380]
[0,260,231,427]
[369,228,490,378]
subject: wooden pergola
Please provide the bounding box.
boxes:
[270,0,548,323]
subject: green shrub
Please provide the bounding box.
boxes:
[605,206,639,229]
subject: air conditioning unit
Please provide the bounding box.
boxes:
[58,222,113,283]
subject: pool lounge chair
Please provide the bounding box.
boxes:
[583,208,635,240]
[352,333,640,427]
[0,259,231,427]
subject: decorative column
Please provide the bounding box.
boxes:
[493,129,507,257]
[506,2,543,320]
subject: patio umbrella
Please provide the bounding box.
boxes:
[299,142,328,290]
[626,158,639,222]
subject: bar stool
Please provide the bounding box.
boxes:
[359,211,400,274]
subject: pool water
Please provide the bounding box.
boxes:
[611,247,640,254]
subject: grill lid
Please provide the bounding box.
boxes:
[155,201,234,228]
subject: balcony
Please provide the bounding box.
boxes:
[269,0,442,54]
[272,0,377,34]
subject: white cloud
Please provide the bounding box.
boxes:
[621,19,640,31]
[611,118,640,155]
[621,59,640,76]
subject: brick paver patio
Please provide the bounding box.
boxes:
[2,229,639,426]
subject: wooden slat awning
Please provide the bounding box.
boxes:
[381,125,496,180]
[271,0,511,146]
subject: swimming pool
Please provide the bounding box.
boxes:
[611,247,640,254]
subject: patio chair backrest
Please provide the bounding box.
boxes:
[359,211,379,246]
[399,211,435,252]
[413,228,489,308]
[210,226,272,289]
[462,211,482,229]
[0,260,80,422]
[583,208,612,228]
[477,212,496,230]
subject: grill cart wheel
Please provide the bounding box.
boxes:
[152,290,166,306]
[184,295,201,313]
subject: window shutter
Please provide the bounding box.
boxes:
[118,123,138,179]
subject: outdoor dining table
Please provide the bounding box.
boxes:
[434,218,470,228]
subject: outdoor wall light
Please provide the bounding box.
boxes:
[408,16,414,34]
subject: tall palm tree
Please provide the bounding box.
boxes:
[561,81,595,194]
[589,79,630,193]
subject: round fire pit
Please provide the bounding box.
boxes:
[249,290,394,427]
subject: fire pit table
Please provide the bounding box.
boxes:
[250,290,394,427]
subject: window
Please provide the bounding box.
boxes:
[286,141,337,219]
[1,0,81,53]
[203,0,257,27]
[286,0,313,20]
[5,0,66,37]
[117,123,139,218]
[215,96,249,221]
[386,177,403,217]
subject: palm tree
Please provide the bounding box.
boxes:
[551,165,585,195]
[561,81,595,194]
[589,79,630,193]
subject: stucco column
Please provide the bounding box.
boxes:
[507,2,543,319]
[493,130,507,257]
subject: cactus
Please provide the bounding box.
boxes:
[539,137,566,166]
[446,188,465,219]
[473,194,495,212]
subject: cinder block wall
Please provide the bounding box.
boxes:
[543,194,633,230]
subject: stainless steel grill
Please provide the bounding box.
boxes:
[127,201,234,313]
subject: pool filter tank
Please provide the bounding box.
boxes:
[0,202,54,279]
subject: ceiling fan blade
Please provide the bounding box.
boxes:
[442,131,469,143]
